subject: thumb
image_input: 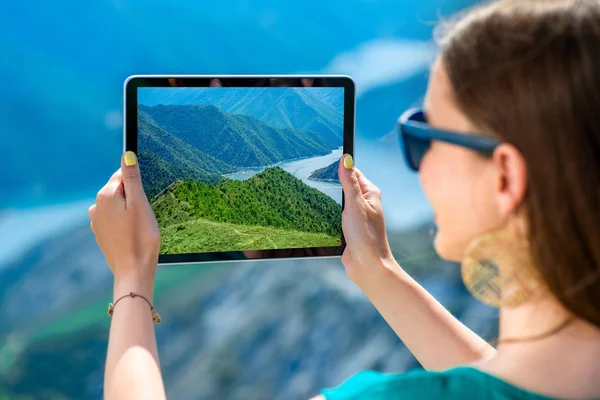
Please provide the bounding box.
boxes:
[121,151,145,203]
[338,154,365,208]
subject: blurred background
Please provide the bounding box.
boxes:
[0,1,498,399]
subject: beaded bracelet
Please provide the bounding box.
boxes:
[107,292,162,324]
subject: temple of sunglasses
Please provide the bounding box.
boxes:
[397,108,501,172]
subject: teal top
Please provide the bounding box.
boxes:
[320,366,590,400]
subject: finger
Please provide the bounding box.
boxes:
[108,168,122,185]
[338,154,366,208]
[101,169,123,196]
[88,204,97,221]
[354,169,383,212]
[90,221,96,235]
[96,169,123,205]
[355,168,381,199]
[121,151,145,204]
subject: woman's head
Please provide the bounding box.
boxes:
[420,0,600,325]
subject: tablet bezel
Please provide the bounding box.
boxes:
[124,75,355,265]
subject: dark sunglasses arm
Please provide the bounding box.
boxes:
[399,120,501,153]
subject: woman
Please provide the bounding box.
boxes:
[89,0,600,398]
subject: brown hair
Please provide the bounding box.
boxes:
[436,0,600,326]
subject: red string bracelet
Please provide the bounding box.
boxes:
[107,292,162,324]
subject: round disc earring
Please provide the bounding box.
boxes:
[461,229,541,308]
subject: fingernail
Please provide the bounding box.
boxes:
[343,154,354,169]
[124,151,137,166]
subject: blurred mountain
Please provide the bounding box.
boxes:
[0,217,497,400]
[0,224,111,338]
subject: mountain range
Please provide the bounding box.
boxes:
[138,87,344,148]
[138,109,235,198]
[138,100,343,198]
[0,217,498,400]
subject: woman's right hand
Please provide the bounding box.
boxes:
[338,154,394,280]
[88,151,160,292]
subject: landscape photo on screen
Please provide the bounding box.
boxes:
[137,86,345,254]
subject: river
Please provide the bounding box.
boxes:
[223,147,343,205]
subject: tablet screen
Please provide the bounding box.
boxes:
[127,77,354,263]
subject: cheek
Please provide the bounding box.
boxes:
[419,147,496,262]
[419,144,458,208]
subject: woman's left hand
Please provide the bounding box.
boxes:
[88,151,160,287]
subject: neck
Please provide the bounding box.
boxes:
[477,295,600,398]
[497,294,600,352]
[497,293,571,342]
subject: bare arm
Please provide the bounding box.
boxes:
[352,257,496,370]
[337,157,496,372]
[307,262,494,400]
[89,152,167,400]
[104,276,166,400]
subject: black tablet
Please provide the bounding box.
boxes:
[124,75,355,264]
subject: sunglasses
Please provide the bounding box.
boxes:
[397,108,501,172]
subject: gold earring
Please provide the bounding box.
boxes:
[461,229,541,308]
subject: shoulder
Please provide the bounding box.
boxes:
[319,366,508,400]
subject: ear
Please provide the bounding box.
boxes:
[491,143,528,219]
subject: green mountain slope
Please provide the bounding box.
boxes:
[138,111,237,197]
[138,110,236,174]
[302,116,343,148]
[161,218,341,254]
[139,104,334,168]
[139,151,223,199]
[151,167,342,239]
[308,161,340,183]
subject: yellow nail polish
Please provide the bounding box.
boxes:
[343,154,354,169]
[124,151,137,166]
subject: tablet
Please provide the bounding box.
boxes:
[124,75,355,264]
